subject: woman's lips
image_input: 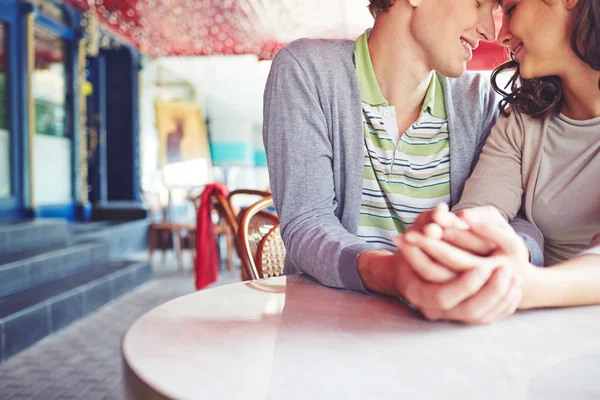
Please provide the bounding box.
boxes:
[513,43,523,58]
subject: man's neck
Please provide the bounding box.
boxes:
[368,17,433,119]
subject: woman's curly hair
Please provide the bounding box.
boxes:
[491,0,600,119]
[368,0,395,17]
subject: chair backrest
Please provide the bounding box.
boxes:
[237,196,285,280]
[192,188,271,233]
[211,190,239,232]
[227,189,271,218]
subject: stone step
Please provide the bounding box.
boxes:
[0,219,69,257]
[0,241,110,295]
[70,219,149,259]
[0,260,152,362]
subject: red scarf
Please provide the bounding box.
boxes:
[195,183,229,290]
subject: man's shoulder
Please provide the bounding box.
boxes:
[273,38,355,72]
[441,71,501,117]
[280,38,355,59]
[444,71,494,96]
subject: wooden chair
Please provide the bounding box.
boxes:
[144,190,186,270]
[226,189,272,226]
[189,188,272,279]
[188,190,236,273]
[237,196,286,280]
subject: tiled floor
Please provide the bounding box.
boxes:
[0,251,241,400]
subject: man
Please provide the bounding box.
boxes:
[263,0,543,323]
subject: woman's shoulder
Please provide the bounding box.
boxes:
[491,107,549,153]
[498,107,548,132]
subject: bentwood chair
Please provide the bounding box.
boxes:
[227,189,272,223]
[188,189,236,273]
[188,188,272,276]
[237,196,286,280]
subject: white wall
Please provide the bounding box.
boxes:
[156,55,271,127]
[139,55,272,192]
[0,129,10,197]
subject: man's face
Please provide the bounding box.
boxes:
[411,0,498,77]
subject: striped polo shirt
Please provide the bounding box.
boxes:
[354,30,450,251]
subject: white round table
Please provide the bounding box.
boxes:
[122,275,600,400]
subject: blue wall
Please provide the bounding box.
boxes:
[0,0,142,220]
[0,1,27,220]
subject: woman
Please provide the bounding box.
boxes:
[397,0,600,313]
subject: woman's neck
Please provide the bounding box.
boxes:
[560,59,600,120]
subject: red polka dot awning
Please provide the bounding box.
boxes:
[66,0,508,68]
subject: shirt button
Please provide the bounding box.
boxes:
[383,109,392,118]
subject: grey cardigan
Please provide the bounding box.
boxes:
[263,38,543,293]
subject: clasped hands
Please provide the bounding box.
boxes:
[393,204,535,324]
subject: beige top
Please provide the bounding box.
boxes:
[454,110,600,265]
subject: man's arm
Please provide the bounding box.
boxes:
[357,250,399,297]
[264,46,379,293]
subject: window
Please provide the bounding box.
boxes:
[0,23,10,198]
[32,24,73,205]
[33,25,70,137]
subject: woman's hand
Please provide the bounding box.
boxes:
[400,206,536,310]
[395,204,498,283]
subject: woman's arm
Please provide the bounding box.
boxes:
[401,210,600,310]
[523,254,600,309]
[453,112,544,264]
[453,112,524,220]
[523,235,600,308]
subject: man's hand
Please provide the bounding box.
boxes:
[389,205,530,323]
[355,246,520,324]
[361,205,529,323]
[393,248,521,323]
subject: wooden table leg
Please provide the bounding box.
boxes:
[174,230,183,271]
[225,230,234,273]
[149,227,157,261]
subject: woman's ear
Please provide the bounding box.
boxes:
[563,0,580,10]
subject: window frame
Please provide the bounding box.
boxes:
[0,7,19,213]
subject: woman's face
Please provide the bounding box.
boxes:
[497,0,575,79]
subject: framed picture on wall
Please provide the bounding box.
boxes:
[155,99,212,168]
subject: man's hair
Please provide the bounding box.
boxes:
[491,0,600,118]
[368,0,395,17]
